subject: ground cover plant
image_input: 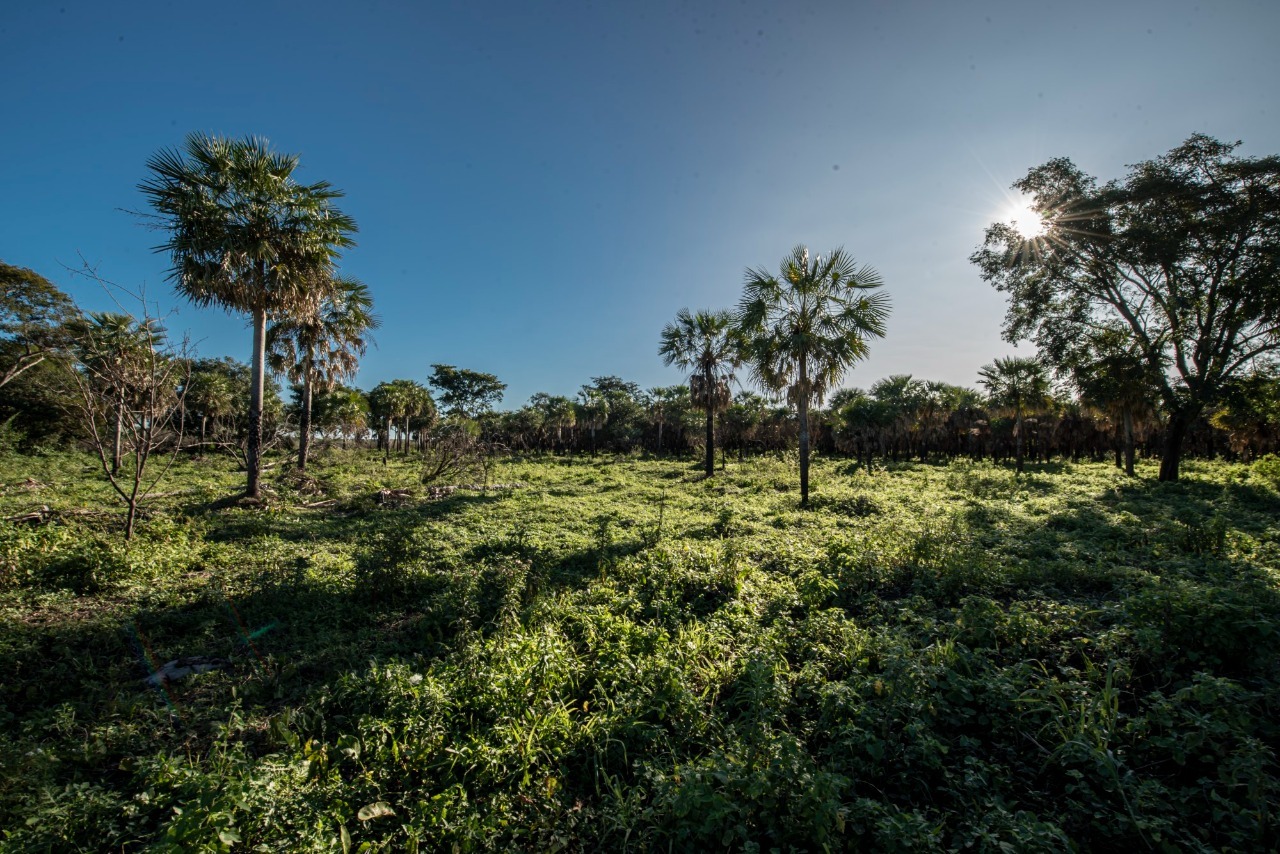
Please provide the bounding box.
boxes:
[1,448,1279,851]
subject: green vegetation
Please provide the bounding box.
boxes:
[3,130,1279,851]
[2,449,1278,850]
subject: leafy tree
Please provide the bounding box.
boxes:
[972,134,1280,481]
[659,309,741,476]
[0,261,77,389]
[1210,369,1280,461]
[736,246,890,506]
[977,356,1052,473]
[140,133,357,498]
[0,350,78,448]
[428,364,506,418]
[268,277,378,471]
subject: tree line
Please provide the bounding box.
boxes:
[2,131,1278,527]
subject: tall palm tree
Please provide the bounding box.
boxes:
[977,356,1052,474]
[659,309,740,476]
[736,246,890,506]
[267,277,379,471]
[140,133,357,498]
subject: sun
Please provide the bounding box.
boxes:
[1003,194,1047,238]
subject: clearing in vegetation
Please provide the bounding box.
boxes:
[1,450,1278,851]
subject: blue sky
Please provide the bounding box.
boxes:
[4,0,1278,407]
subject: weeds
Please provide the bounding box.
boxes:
[0,450,1278,850]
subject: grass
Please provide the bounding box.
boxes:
[1,448,1278,851]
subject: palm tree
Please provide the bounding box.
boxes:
[183,368,234,451]
[577,389,609,456]
[531,393,576,452]
[736,246,890,506]
[1065,329,1159,477]
[321,385,371,449]
[405,383,438,453]
[368,381,407,462]
[977,356,1052,474]
[659,309,740,476]
[648,385,690,455]
[140,133,357,498]
[267,277,379,471]
[368,379,431,461]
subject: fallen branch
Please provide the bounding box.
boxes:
[8,505,51,524]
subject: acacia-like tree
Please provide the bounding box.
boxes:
[977,356,1052,474]
[0,261,76,389]
[428,364,507,419]
[140,134,357,498]
[268,277,378,471]
[736,246,890,506]
[972,134,1280,481]
[659,309,740,476]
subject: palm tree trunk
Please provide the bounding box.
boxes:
[246,305,267,499]
[798,358,811,507]
[383,415,392,464]
[1122,408,1136,477]
[297,363,313,471]
[1014,406,1025,474]
[704,367,717,476]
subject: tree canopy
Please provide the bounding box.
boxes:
[0,261,76,389]
[736,245,890,505]
[971,134,1280,480]
[140,134,357,497]
[659,308,740,476]
[428,364,506,418]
